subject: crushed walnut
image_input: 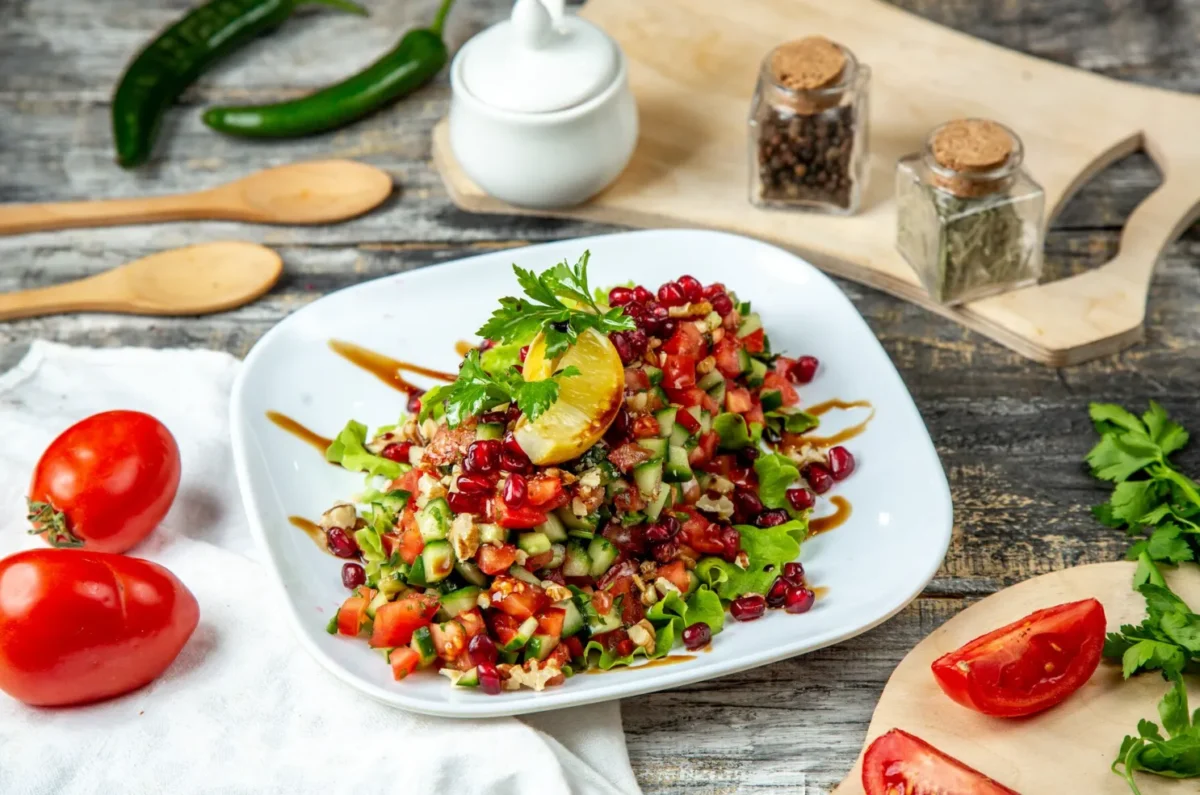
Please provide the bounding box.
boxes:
[448,513,480,562]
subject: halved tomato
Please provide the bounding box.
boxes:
[931,598,1105,718]
[863,729,1018,795]
[493,495,548,529]
[662,323,706,358]
[369,592,439,648]
[477,543,519,575]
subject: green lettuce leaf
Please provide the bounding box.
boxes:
[647,586,726,652]
[325,420,407,479]
[753,453,801,510]
[695,520,806,599]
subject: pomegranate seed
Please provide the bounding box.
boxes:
[447,490,483,515]
[784,586,816,614]
[341,562,366,590]
[756,509,789,528]
[501,433,532,473]
[479,339,496,352]
[610,332,635,364]
[827,446,856,480]
[468,634,498,666]
[720,526,741,562]
[457,473,492,495]
[733,488,764,518]
[644,516,679,543]
[782,561,806,585]
[736,446,760,466]
[786,487,815,511]
[682,622,712,650]
[710,293,734,316]
[676,275,703,303]
[503,473,528,508]
[657,282,686,306]
[730,594,766,621]
[380,442,412,463]
[477,661,503,695]
[407,392,423,414]
[616,639,636,657]
[519,345,530,362]
[609,286,635,306]
[658,319,677,339]
[326,527,359,559]
[805,464,834,494]
[702,282,726,299]
[464,439,501,474]
[651,540,679,563]
[627,329,648,357]
[633,285,654,304]
[789,355,819,384]
[765,576,789,608]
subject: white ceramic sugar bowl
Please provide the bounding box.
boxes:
[448,0,638,209]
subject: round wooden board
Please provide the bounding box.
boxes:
[832,561,1199,794]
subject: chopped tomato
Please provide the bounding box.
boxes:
[489,612,522,648]
[336,595,370,637]
[632,414,662,438]
[663,354,697,390]
[536,607,566,638]
[762,372,799,407]
[388,647,421,680]
[489,575,549,620]
[662,322,706,358]
[457,607,487,637]
[701,454,753,487]
[744,402,766,428]
[725,386,753,414]
[740,328,765,353]
[592,590,613,616]
[862,730,1019,795]
[398,519,424,566]
[931,598,1106,718]
[624,367,651,392]
[667,386,719,414]
[675,408,701,434]
[493,495,548,529]
[369,592,439,648]
[712,337,743,378]
[477,543,519,575]
[608,442,654,473]
[678,508,724,556]
[391,468,422,496]
[688,430,719,467]
[544,643,572,670]
[527,474,567,509]
[656,561,692,594]
[429,620,466,661]
[524,549,555,570]
[564,636,585,659]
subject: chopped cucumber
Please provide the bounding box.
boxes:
[581,593,622,634]
[366,589,390,619]
[654,407,678,437]
[498,649,520,665]
[478,523,507,546]
[526,634,559,662]
[663,445,694,483]
[500,616,539,652]
[563,540,592,577]
[416,497,451,541]
[696,370,724,392]
[747,358,768,388]
[714,412,752,450]
[633,460,664,498]
[455,560,489,588]
[686,405,713,433]
[606,479,630,498]
[760,388,783,412]
[475,422,504,440]
[517,531,552,556]
[669,423,691,448]
[737,347,753,375]
[637,437,668,460]
[438,586,480,618]
[455,667,480,688]
[547,543,566,570]
[643,365,663,385]
[420,540,454,583]
[507,564,542,586]
[737,312,763,338]
[537,512,568,542]
[407,555,428,587]
[587,537,619,578]
[567,528,596,540]
[557,598,584,637]
[409,625,437,665]
[556,506,599,532]
[706,378,726,406]
[644,484,671,521]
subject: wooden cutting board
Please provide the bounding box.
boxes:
[432,0,1200,366]
[831,561,1200,794]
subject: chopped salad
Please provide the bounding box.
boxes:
[319,254,856,693]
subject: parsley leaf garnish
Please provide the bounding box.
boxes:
[476,251,635,360]
[419,350,579,428]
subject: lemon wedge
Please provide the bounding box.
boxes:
[514,328,625,465]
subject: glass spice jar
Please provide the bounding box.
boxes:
[895,119,1045,305]
[748,36,870,214]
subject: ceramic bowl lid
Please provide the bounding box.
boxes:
[459,0,619,113]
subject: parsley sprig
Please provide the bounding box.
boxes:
[477,251,635,360]
[1087,401,1200,790]
[419,350,579,428]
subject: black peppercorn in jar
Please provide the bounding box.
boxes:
[748,36,870,215]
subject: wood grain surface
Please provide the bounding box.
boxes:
[2,1,1199,792]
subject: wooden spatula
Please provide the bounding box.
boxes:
[0,241,283,320]
[0,160,393,235]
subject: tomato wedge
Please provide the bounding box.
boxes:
[930,598,1105,718]
[863,729,1020,795]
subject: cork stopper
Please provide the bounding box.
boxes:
[770,36,846,91]
[928,119,1017,198]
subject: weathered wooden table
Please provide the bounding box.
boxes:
[3,0,1198,791]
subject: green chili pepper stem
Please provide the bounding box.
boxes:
[429,0,457,37]
[302,0,369,16]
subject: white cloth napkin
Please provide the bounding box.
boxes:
[0,341,642,795]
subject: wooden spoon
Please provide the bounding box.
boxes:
[0,160,393,236]
[0,242,283,320]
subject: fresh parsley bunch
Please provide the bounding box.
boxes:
[477,251,635,360]
[1113,673,1200,794]
[419,350,578,428]
[1103,553,1200,680]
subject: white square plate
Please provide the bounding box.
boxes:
[230,229,952,718]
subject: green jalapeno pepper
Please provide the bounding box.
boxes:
[201,0,455,138]
[112,0,368,168]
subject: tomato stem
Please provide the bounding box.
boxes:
[26,500,84,548]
